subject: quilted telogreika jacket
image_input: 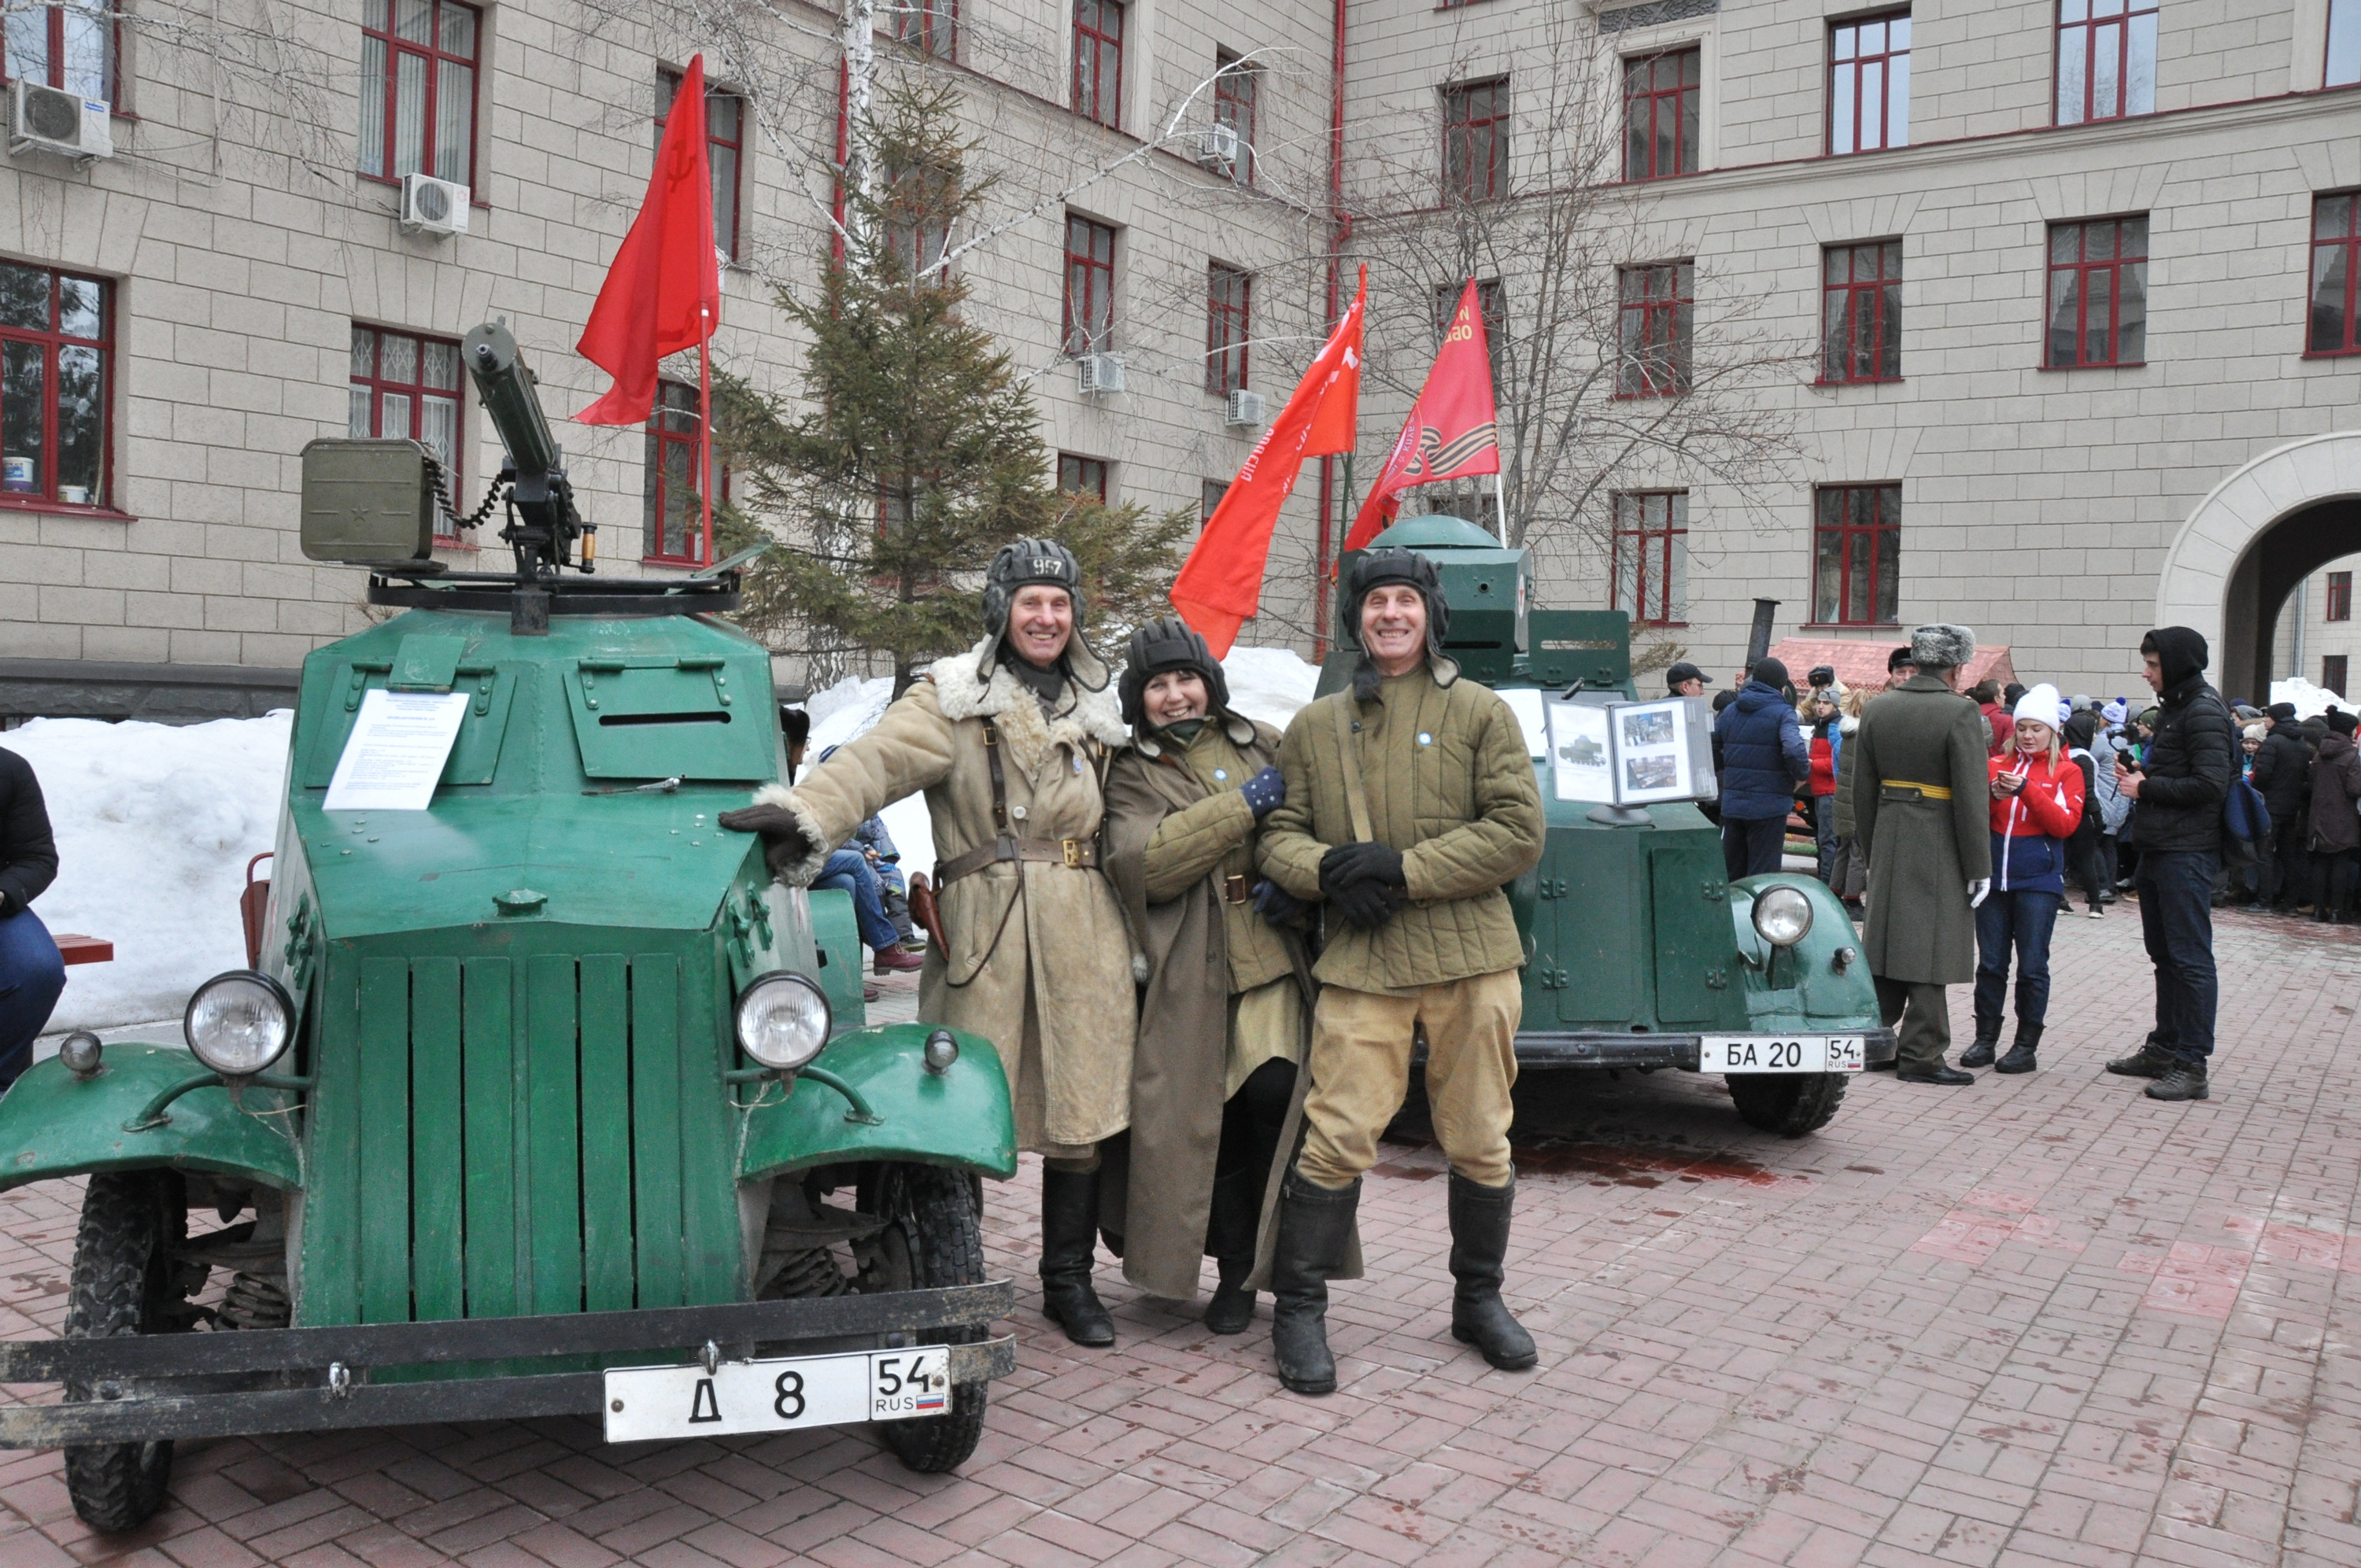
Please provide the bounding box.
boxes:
[1258,655,1545,993]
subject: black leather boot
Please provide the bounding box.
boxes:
[1268,1172,1359,1395]
[2145,1058,2210,1101]
[1038,1166,1114,1346]
[1995,1020,2041,1075]
[1202,1168,1259,1335]
[1447,1174,1539,1371]
[2105,1040,2175,1077]
[1959,1016,2003,1070]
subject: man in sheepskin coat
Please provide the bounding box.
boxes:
[721,540,1140,1348]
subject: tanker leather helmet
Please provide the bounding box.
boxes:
[1347,547,1451,651]
[1119,616,1230,732]
[978,537,1108,688]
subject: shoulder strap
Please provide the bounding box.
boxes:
[981,718,1009,836]
[1332,698,1375,845]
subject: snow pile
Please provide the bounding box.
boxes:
[8,714,293,1031]
[2271,676,2348,720]
[1221,645,1324,729]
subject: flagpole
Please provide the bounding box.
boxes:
[1492,467,1507,545]
[698,306,714,566]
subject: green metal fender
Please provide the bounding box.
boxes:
[0,1045,304,1195]
[1727,873,1883,1033]
[737,1023,1015,1182]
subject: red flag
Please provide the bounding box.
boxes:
[1343,279,1499,552]
[575,57,722,425]
[1171,268,1365,657]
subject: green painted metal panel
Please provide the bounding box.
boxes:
[408,957,465,1320]
[677,950,741,1304]
[563,657,772,781]
[630,954,685,1309]
[738,1025,1017,1182]
[805,889,867,1029]
[300,945,364,1326]
[525,954,583,1315]
[578,954,634,1313]
[0,1045,301,1196]
[357,957,412,1323]
[460,957,516,1319]
[1549,819,1640,1026]
[1650,843,1736,1026]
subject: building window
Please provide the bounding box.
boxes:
[1073,0,1124,128]
[644,382,723,565]
[1821,241,1902,384]
[2330,571,2353,622]
[1213,50,1258,183]
[1611,493,1687,626]
[0,262,109,511]
[2333,0,2361,87]
[359,0,479,187]
[0,0,113,98]
[350,325,462,542]
[1058,454,1109,500]
[2056,0,2156,127]
[1813,485,1900,626]
[2309,193,2361,357]
[1063,215,1117,354]
[1442,77,1509,203]
[885,161,955,284]
[2045,216,2147,367]
[1622,49,1699,182]
[1201,479,1229,524]
[1206,264,1251,394]
[1616,261,1692,397]
[1830,12,1908,154]
[2326,655,2350,695]
[894,0,956,59]
[657,68,745,263]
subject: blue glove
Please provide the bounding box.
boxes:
[1251,879,1305,924]
[1239,766,1286,819]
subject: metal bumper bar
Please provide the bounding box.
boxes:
[1512,1028,1899,1069]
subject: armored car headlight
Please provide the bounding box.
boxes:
[736,972,832,1072]
[1750,885,1815,948]
[184,971,296,1076]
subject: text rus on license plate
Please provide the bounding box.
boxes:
[1700,1035,1864,1074]
[603,1347,951,1442]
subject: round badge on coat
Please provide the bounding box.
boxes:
[1073,755,1084,773]
[1417,732,1432,746]
[1214,769,1229,781]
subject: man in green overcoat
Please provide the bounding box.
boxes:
[1849,623,1993,1084]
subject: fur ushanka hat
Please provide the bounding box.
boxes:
[1909,622,1976,673]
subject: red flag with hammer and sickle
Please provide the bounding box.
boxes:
[1344,279,1499,552]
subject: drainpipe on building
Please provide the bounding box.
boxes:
[2293,573,2308,685]
[1313,0,1348,660]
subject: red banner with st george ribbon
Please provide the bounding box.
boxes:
[1344,279,1501,552]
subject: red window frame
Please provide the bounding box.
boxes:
[1206,263,1251,395]
[2045,216,2148,368]
[2309,193,2361,358]
[1214,50,1257,183]
[2326,655,2351,696]
[0,262,111,515]
[350,324,465,544]
[2333,0,2361,88]
[1622,48,1699,183]
[1610,492,1687,627]
[644,380,725,566]
[658,68,745,263]
[2330,572,2353,622]
[1063,215,1117,354]
[1616,261,1691,398]
[1442,77,1509,202]
[1812,484,1901,627]
[1073,0,1124,128]
[2055,0,2156,127]
[894,0,957,59]
[359,0,481,189]
[1828,11,1908,154]
[1820,240,1902,384]
[0,0,116,98]
[1058,454,1109,500]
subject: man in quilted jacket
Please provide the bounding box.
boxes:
[1255,548,1546,1396]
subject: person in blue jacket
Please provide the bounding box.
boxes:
[1712,658,1810,880]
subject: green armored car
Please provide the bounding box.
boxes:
[1323,517,1896,1134]
[0,324,1018,1531]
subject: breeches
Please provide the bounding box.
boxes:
[1295,970,1520,1190]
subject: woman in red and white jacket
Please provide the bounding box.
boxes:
[1962,683,2086,1077]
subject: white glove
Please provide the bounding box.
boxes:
[1968,878,1991,908]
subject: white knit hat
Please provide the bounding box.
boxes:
[2012,682,2061,729]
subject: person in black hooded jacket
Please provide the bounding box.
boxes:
[2249,703,2314,913]
[2104,626,2234,1102]
[0,746,65,1092]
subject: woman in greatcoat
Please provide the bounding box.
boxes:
[720,540,1139,1346]
[1101,619,1354,1333]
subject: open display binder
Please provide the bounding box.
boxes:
[1544,694,1717,808]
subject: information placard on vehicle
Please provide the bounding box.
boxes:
[1700,1035,1864,1074]
[603,1347,949,1443]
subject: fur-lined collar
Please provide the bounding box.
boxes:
[927,636,1127,776]
[1130,711,1258,759]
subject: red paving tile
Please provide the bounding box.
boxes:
[6,907,2361,1562]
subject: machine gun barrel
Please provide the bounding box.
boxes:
[461,321,562,481]
[458,319,590,610]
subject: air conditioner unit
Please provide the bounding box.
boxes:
[9,80,112,161]
[399,172,471,237]
[1194,123,1240,174]
[1077,352,1125,395]
[1224,389,1265,429]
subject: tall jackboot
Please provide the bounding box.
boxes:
[1995,1020,2042,1075]
[1958,1016,2004,1070]
[1447,1174,1539,1371]
[1202,1168,1261,1335]
[1268,1172,1360,1395]
[1038,1166,1114,1346]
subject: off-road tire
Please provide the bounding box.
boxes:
[866,1163,988,1473]
[1727,1072,1847,1137]
[61,1171,188,1532]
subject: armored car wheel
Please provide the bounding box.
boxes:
[1726,1072,1848,1138]
[860,1162,989,1473]
[61,1171,194,1532]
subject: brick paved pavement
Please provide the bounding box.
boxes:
[6,908,2361,1566]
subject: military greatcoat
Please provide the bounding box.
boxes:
[1849,673,1993,984]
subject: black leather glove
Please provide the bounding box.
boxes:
[1328,878,1406,931]
[1319,839,1406,891]
[1238,766,1286,819]
[1251,878,1305,924]
[719,802,814,883]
